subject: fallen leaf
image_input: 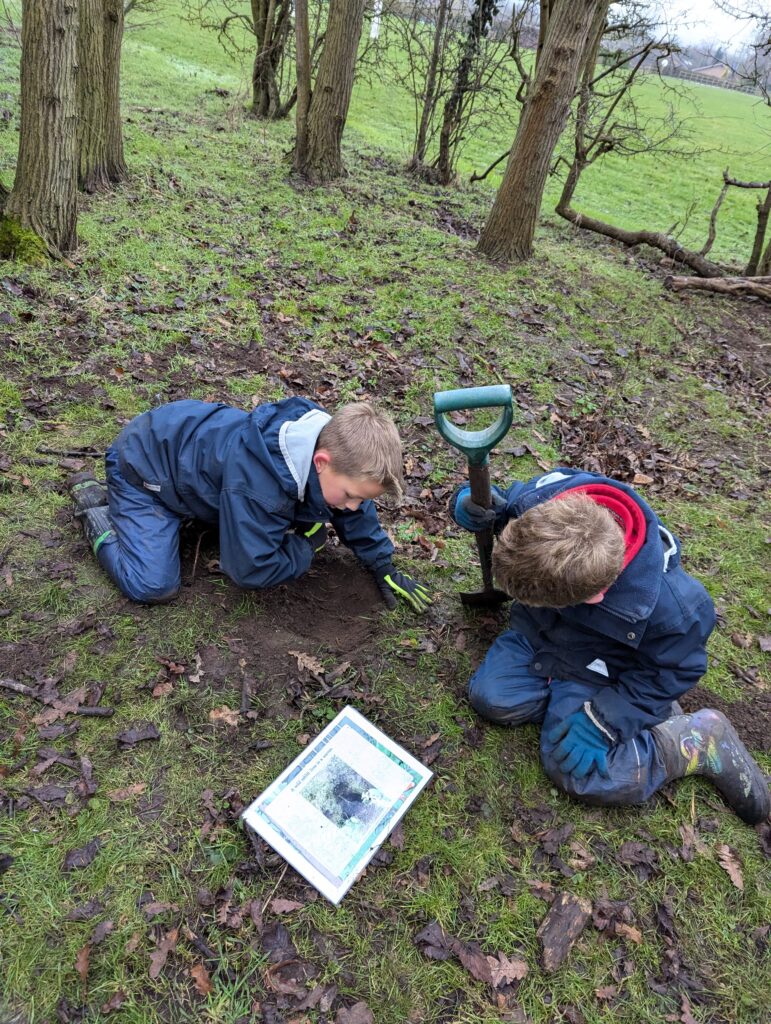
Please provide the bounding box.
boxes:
[148,927,179,980]
[716,844,744,890]
[335,1002,375,1024]
[595,984,617,1000]
[487,951,529,987]
[75,943,90,988]
[757,634,771,653]
[152,679,173,698]
[101,991,127,1014]
[270,898,304,914]
[65,899,104,921]
[679,994,699,1024]
[63,837,101,872]
[124,932,142,953]
[91,920,114,944]
[190,962,213,995]
[209,706,240,727]
[614,922,642,944]
[116,722,160,748]
[108,782,148,802]
[288,649,325,679]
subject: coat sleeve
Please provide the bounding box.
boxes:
[588,615,713,743]
[218,489,313,589]
[329,500,394,571]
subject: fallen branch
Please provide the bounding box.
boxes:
[557,203,724,277]
[664,274,771,300]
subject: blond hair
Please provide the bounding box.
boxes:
[316,403,404,496]
[492,493,625,606]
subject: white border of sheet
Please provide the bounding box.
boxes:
[241,706,432,904]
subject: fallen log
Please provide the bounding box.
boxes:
[664,274,771,301]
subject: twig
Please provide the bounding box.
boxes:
[263,863,289,908]
[73,706,114,718]
[36,446,104,457]
[0,678,37,698]
[240,674,251,716]
[189,528,206,582]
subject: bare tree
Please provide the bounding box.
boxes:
[293,0,366,182]
[0,0,79,260]
[477,0,610,262]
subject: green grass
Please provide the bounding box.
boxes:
[0,4,770,1024]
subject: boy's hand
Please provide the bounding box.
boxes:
[545,711,612,779]
[451,485,507,533]
[295,521,328,554]
[373,565,432,613]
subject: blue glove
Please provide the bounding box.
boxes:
[451,485,508,533]
[545,711,611,779]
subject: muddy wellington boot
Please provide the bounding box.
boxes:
[69,472,108,513]
[78,505,115,556]
[653,709,770,825]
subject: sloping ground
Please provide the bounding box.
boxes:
[1,41,770,1024]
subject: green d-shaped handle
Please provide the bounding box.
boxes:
[433,385,514,466]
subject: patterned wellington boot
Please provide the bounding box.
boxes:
[653,709,770,825]
[69,472,108,513]
[79,505,115,556]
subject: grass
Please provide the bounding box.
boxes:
[0,4,770,1024]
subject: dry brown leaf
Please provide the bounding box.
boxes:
[632,473,654,485]
[716,844,744,890]
[595,984,617,1000]
[107,782,147,802]
[270,898,304,914]
[124,931,141,953]
[486,951,529,987]
[148,927,179,980]
[152,679,173,698]
[188,653,204,683]
[208,706,240,727]
[75,943,91,989]
[614,922,642,944]
[288,649,325,678]
[190,962,213,995]
[100,990,127,1014]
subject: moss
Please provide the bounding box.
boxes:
[0,216,49,265]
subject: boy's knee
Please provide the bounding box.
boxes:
[468,675,547,727]
[119,577,180,605]
[539,750,641,807]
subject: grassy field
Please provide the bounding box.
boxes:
[1,5,770,1024]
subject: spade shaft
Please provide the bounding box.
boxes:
[433,385,514,608]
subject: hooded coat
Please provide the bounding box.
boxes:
[111,397,395,590]
[453,469,716,743]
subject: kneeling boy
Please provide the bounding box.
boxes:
[70,398,431,613]
[451,468,769,825]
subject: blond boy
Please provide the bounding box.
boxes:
[69,398,430,612]
[452,469,769,825]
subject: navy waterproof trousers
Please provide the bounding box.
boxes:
[95,449,184,604]
[469,630,671,806]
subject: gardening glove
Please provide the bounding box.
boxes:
[372,564,432,614]
[451,484,508,533]
[294,521,328,554]
[545,710,612,780]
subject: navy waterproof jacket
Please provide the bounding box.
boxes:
[111,397,395,589]
[454,468,716,743]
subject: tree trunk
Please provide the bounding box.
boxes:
[103,0,127,183]
[78,0,109,192]
[409,0,451,170]
[294,0,365,183]
[435,0,498,186]
[477,0,608,263]
[251,0,292,119]
[293,0,311,170]
[1,0,79,260]
[745,184,771,276]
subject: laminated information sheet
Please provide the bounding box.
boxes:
[242,706,432,903]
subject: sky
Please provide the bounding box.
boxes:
[655,0,768,47]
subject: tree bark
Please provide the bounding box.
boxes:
[665,274,771,300]
[103,0,128,183]
[293,0,311,171]
[78,0,109,192]
[477,0,608,263]
[294,0,365,183]
[1,0,79,259]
